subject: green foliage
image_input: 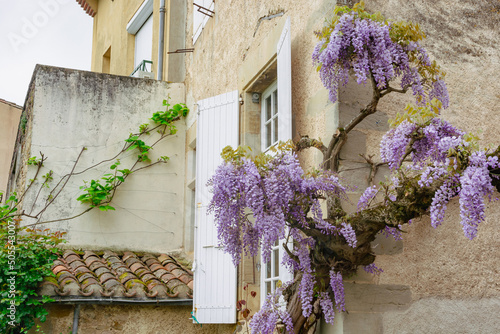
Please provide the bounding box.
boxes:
[221,141,296,169]
[27,156,42,166]
[125,135,152,162]
[20,115,28,135]
[41,171,53,189]
[389,99,442,127]
[76,99,189,211]
[0,197,65,333]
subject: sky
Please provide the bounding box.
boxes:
[0,0,93,106]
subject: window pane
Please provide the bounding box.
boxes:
[266,261,271,279]
[266,122,272,148]
[273,280,278,290]
[266,281,272,294]
[266,96,272,120]
[273,90,278,115]
[273,248,280,277]
[273,117,278,144]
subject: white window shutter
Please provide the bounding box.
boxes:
[277,17,294,285]
[193,90,239,324]
[193,0,214,44]
[277,17,292,144]
[192,3,203,43]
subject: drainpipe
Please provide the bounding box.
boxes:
[157,0,166,80]
[72,304,81,334]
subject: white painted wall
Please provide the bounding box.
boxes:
[21,66,186,253]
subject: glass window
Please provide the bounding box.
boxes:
[261,81,278,151]
[262,241,281,296]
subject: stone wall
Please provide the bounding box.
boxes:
[183,0,500,332]
[35,304,234,334]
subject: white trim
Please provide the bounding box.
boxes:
[260,81,278,152]
[127,0,154,35]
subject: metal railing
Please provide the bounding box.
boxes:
[130,60,153,77]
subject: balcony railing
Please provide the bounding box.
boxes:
[130,60,153,77]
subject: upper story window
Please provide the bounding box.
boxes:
[127,0,154,78]
[261,82,278,152]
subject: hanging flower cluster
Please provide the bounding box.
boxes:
[312,9,449,108]
[381,115,499,239]
[209,150,354,327]
[250,285,294,334]
[208,151,348,265]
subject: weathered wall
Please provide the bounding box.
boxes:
[35,304,233,334]
[0,100,21,198]
[90,0,186,82]
[183,0,500,332]
[17,65,188,254]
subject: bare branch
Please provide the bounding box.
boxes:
[25,207,94,227]
[34,147,86,220]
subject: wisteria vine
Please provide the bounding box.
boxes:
[207,3,498,334]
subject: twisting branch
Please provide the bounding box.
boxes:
[295,136,327,154]
[324,75,382,174]
[380,84,409,97]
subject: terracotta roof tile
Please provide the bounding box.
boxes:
[39,251,193,300]
[75,0,96,17]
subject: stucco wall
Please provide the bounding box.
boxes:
[183,0,500,332]
[35,304,233,334]
[90,0,186,82]
[17,65,188,254]
[0,101,21,198]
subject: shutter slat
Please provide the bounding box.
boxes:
[194,90,239,324]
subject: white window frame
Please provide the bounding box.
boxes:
[261,81,278,152]
[260,241,280,300]
[127,0,154,76]
[126,0,153,35]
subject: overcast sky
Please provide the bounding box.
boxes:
[0,0,93,106]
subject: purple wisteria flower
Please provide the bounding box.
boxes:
[363,263,384,275]
[357,185,378,211]
[312,13,449,107]
[340,222,357,248]
[250,285,294,334]
[329,269,346,312]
